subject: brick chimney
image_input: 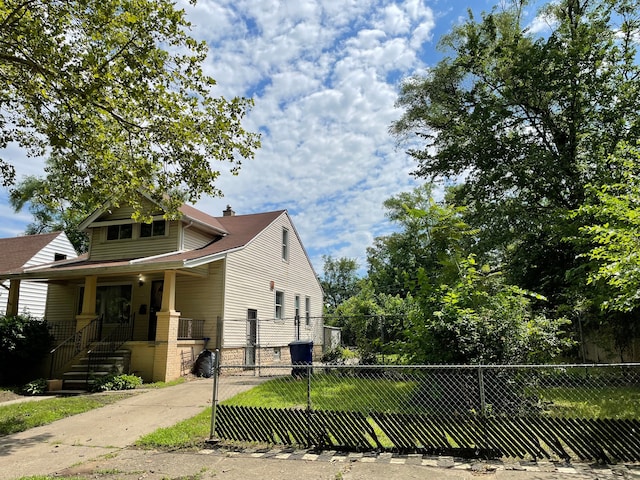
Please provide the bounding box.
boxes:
[223,205,235,217]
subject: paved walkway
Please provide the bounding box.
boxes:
[0,377,262,480]
[1,378,639,479]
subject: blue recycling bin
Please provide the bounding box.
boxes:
[289,340,313,377]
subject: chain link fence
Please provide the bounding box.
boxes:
[216,363,640,418]
[210,360,640,461]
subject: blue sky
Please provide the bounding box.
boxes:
[0,0,548,275]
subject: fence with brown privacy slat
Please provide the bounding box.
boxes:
[212,362,640,463]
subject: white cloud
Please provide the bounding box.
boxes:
[186,0,440,273]
[3,0,449,275]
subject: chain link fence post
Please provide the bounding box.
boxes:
[306,364,312,447]
[208,348,221,443]
[478,365,486,416]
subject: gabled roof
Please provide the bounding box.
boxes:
[78,195,229,235]
[178,204,228,235]
[0,232,66,272]
[1,209,287,279]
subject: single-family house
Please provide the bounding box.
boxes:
[0,197,324,386]
[0,231,78,318]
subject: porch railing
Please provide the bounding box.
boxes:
[178,317,204,339]
[47,322,79,346]
[49,316,102,379]
[86,319,135,378]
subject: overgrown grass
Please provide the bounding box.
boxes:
[222,375,417,413]
[136,408,211,449]
[540,386,640,419]
[0,393,135,436]
[136,376,640,450]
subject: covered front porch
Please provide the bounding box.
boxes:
[5,264,219,383]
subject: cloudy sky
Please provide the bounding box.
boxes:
[0,0,546,275]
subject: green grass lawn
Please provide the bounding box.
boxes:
[539,386,640,419]
[126,376,640,450]
[221,374,418,412]
[136,408,211,449]
[0,393,135,436]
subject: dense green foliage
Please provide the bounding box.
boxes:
[393,0,640,300]
[407,255,573,364]
[89,373,143,392]
[0,315,53,385]
[575,143,640,313]
[319,255,361,314]
[384,0,640,358]
[1,0,260,219]
[9,175,90,252]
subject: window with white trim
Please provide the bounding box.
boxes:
[275,290,284,320]
[282,227,289,261]
[305,296,311,327]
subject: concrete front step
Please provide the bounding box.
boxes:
[61,350,131,391]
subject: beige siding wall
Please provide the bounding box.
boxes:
[222,212,323,350]
[44,283,80,324]
[89,220,181,261]
[175,261,225,345]
[183,226,215,250]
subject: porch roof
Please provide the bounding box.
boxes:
[0,210,285,281]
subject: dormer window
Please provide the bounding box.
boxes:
[140,220,166,238]
[54,253,67,261]
[107,224,132,240]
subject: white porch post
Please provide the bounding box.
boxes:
[6,279,20,316]
[76,275,98,331]
[152,270,181,382]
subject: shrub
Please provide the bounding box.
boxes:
[0,314,54,385]
[89,373,143,392]
[21,378,48,396]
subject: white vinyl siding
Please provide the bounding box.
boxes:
[0,233,78,319]
[222,212,323,348]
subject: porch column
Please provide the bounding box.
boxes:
[6,279,20,317]
[152,270,181,382]
[76,275,98,331]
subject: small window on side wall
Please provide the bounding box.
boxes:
[275,290,284,319]
[282,227,289,261]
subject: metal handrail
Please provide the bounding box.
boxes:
[49,315,102,379]
[86,316,135,380]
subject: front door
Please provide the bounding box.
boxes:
[147,280,164,341]
[245,309,257,366]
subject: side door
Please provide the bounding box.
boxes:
[245,309,257,366]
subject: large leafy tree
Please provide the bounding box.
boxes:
[9,174,91,252]
[367,184,475,297]
[391,0,640,307]
[570,143,640,359]
[319,255,361,314]
[1,0,260,216]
